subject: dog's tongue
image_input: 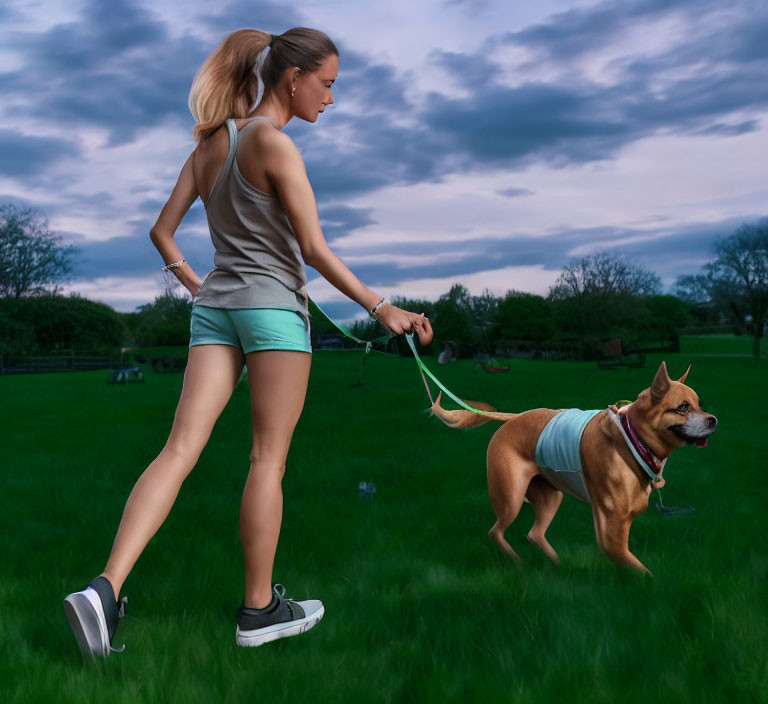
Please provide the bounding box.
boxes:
[695,438,708,447]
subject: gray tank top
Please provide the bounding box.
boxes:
[193,117,308,316]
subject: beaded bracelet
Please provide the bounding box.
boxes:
[369,297,388,319]
[161,259,186,272]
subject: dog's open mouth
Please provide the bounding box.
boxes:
[670,425,710,447]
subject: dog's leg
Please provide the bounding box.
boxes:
[524,476,563,565]
[487,450,538,561]
[488,519,521,559]
[591,508,652,575]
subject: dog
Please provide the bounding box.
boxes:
[430,361,717,573]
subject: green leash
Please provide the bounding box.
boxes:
[310,297,492,415]
[309,298,392,349]
[310,299,696,517]
[402,333,494,415]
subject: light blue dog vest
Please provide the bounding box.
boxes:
[534,409,602,503]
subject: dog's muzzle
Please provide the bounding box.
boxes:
[670,414,717,447]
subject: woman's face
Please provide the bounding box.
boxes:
[293,53,338,123]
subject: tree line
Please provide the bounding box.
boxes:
[1,203,766,358]
[339,256,688,360]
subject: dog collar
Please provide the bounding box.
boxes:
[607,406,666,484]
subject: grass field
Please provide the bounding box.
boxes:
[679,334,766,358]
[1,338,767,703]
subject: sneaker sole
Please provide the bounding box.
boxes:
[63,588,109,658]
[235,604,325,647]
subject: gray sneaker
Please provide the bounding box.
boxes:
[236,584,324,647]
[63,576,126,658]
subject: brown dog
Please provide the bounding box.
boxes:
[431,361,717,573]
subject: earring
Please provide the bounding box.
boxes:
[290,85,295,99]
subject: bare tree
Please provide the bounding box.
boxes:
[549,252,661,300]
[0,204,76,299]
[705,221,768,358]
[674,274,711,306]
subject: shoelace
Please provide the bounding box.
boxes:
[273,584,295,618]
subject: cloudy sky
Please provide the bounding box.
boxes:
[1,0,766,318]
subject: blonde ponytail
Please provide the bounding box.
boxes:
[188,29,270,141]
[189,27,338,141]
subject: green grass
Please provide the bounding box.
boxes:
[1,337,767,703]
[679,334,765,357]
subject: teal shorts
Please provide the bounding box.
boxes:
[190,306,311,354]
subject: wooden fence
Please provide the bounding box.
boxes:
[0,354,112,375]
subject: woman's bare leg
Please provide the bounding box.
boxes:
[101,344,245,597]
[240,350,311,609]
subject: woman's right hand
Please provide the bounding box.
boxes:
[376,304,434,346]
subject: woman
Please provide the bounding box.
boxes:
[63,27,433,656]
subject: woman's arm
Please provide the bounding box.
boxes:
[149,153,203,296]
[263,133,433,343]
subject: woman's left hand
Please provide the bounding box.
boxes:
[376,305,434,346]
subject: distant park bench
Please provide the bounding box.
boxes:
[108,365,145,384]
[597,352,646,369]
[152,356,187,373]
[597,336,675,369]
[597,338,645,369]
[494,340,580,361]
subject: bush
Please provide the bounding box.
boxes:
[131,294,192,347]
[491,292,555,346]
[0,311,35,357]
[642,295,689,339]
[432,284,476,358]
[0,294,125,355]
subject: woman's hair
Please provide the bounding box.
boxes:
[189,27,338,141]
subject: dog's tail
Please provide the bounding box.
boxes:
[430,392,518,429]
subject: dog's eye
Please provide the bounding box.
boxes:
[677,402,690,413]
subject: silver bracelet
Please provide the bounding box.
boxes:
[161,259,186,272]
[369,297,388,319]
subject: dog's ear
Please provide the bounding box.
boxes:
[677,364,691,385]
[651,361,671,404]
